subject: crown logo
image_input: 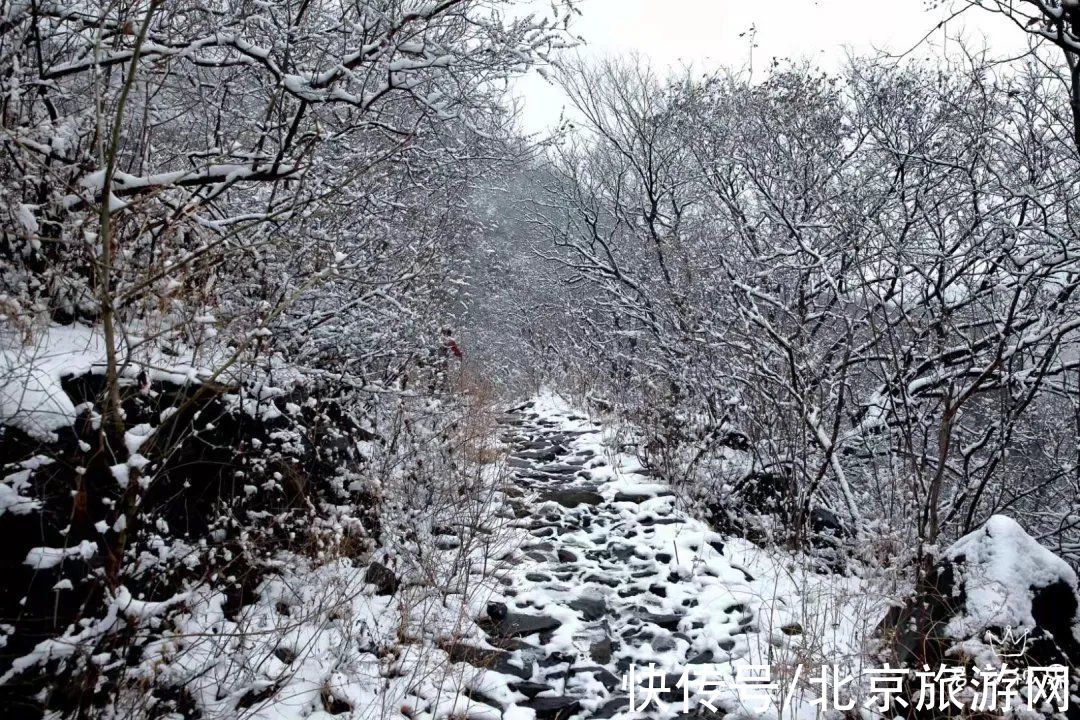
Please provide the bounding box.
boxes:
[984,626,1031,658]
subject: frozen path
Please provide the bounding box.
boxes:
[455,395,802,720]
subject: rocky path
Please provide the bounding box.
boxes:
[449,396,782,720]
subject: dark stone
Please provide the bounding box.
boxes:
[480,611,560,638]
[622,620,658,641]
[584,574,620,588]
[718,431,750,451]
[321,686,352,714]
[515,449,559,462]
[593,696,628,719]
[522,471,559,482]
[1031,578,1080,664]
[640,516,683,526]
[463,688,506,713]
[524,696,581,720]
[364,561,398,595]
[590,637,613,664]
[574,666,620,690]
[485,635,535,651]
[527,541,556,552]
[809,507,847,538]
[651,633,677,652]
[640,612,683,631]
[273,646,296,664]
[740,471,792,514]
[508,681,552,699]
[569,595,607,621]
[238,682,283,710]
[434,536,460,550]
[557,549,578,563]
[539,651,575,667]
[780,623,803,636]
[541,489,603,507]
[441,641,531,680]
[539,463,584,476]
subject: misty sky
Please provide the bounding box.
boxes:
[514,0,1029,132]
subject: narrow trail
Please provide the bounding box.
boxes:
[450,396,784,720]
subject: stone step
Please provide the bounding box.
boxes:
[476,405,760,720]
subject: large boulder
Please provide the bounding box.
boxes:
[941,516,1079,664]
[879,515,1079,719]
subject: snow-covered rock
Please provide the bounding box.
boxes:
[944,515,1079,648]
[881,515,1080,688]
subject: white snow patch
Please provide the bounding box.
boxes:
[943,514,1079,638]
[1,468,40,516]
[25,540,96,569]
[0,323,216,440]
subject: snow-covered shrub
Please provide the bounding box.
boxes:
[0,0,573,714]
[530,55,1080,568]
[0,358,509,716]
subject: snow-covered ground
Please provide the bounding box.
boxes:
[0,323,208,441]
[8,389,1076,719]
[71,392,888,720]
[432,392,892,720]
